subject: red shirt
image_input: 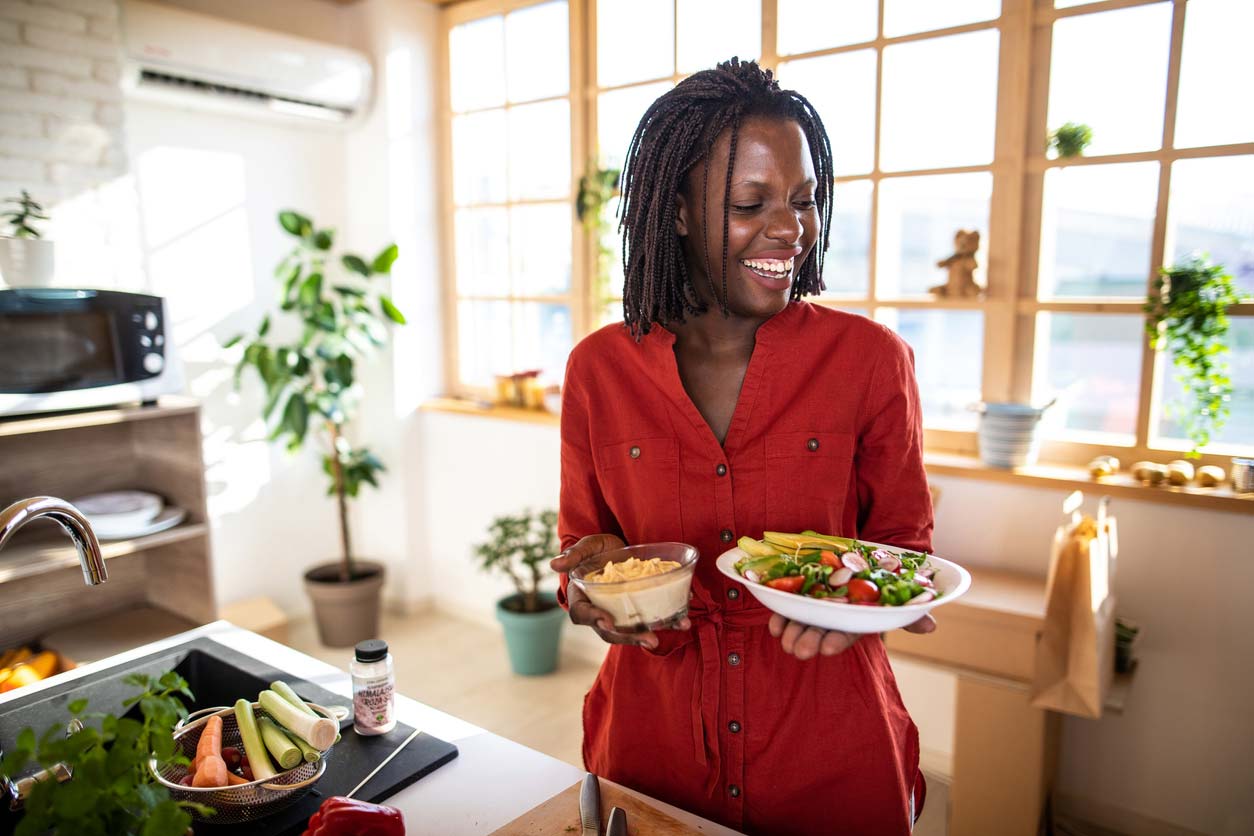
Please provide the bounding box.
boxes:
[558,301,933,836]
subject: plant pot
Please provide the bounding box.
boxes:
[303,561,385,648]
[495,591,566,676]
[0,237,55,287]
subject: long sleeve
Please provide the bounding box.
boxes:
[854,331,934,554]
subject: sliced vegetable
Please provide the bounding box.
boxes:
[841,553,869,573]
[845,579,881,604]
[234,698,277,780]
[258,716,302,770]
[259,690,337,750]
[765,576,805,594]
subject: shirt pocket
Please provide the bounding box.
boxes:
[763,430,855,533]
[594,436,682,542]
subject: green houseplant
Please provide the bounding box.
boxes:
[474,509,566,676]
[1145,254,1244,457]
[0,190,55,287]
[577,163,621,319]
[229,209,405,647]
[1047,122,1093,158]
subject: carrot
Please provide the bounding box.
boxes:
[192,755,228,788]
[192,714,229,787]
[226,770,250,786]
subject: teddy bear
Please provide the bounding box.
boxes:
[929,229,983,298]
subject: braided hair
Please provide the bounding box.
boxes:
[618,57,834,338]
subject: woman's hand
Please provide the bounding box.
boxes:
[768,613,936,661]
[549,534,692,651]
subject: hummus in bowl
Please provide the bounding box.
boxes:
[569,542,698,632]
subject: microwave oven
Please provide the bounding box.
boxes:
[0,289,185,418]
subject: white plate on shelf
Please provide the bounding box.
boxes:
[71,490,164,537]
[93,507,187,541]
[715,541,971,634]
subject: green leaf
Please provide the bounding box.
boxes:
[258,314,271,337]
[379,295,407,324]
[299,271,324,307]
[222,334,243,349]
[141,799,193,836]
[313,229,334,251]
[283,393,310,445]
[68,698,88,714]
[342,254,370,277]
[371,243,399,274]
[333,284,366,297]
[278,210,312,237]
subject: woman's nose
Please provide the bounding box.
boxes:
[764,203,803,244]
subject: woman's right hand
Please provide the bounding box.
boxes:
[549,534,691,650]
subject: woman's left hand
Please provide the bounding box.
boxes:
[768,613,937,660]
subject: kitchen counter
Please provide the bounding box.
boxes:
[0,621,740,836]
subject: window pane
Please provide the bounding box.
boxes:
[599,194,625,306]
[1047,5,1172,156]
[511,203,572,296]
[825,179,872,296]
[1154,317,1254,450]
[1034,313,1143,441]
[515,302,574,381]
[1038,162,1158,299]
[884,0,1000,38]
[1176,0,1254,148]
[598,82,671,171]
[598,0,673,87]
[1168,156,1254,298]
[879,309,983,431]
[450,16,505,112]
[459,300,513,386]
[677,0,760,75]
[778,0,876,55]
[880,31,999,171]
[876,173,992,297]
[777,51,876,176]
[453,110,507,205]
[506,1,569,103]
[509,99,570,201]
[455,207,509,296]
[599,299,624,330]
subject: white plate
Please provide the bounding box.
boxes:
[715,542,972,634]
[94,506,187,541]
[72,490,164,535]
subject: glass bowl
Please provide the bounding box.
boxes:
[568,542,698,632]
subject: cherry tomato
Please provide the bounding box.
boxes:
[766,575,805,594]
[818,551,842,568]
[846,578,881,603]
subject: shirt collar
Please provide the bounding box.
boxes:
[641,300,808,352]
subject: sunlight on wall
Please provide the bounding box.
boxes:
[201,418,274,517]
[47,175,145,290]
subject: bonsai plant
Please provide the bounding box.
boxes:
[1144,253,1244,457]
[229,209,405,647]
[474,509,566,675]
[1047,122,1093,159]
[0,190,55,287]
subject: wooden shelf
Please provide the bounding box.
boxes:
[420,396,560,427]
[0,397,201,438]
[0,523,209,584]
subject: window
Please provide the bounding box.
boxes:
[440,0,1254,469]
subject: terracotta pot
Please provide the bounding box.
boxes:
[303,560,385,648]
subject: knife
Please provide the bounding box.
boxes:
[579,772,602,836]
[606,806,628,836]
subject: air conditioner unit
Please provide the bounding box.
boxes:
[121,0,372,125]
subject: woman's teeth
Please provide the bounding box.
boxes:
[740,258,794,279]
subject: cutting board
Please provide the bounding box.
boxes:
[488,780,714,835]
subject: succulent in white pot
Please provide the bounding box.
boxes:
[0,191,55,288]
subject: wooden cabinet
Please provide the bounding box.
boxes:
[0,399,212,646]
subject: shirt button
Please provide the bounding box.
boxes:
[715,463,727,476]
[629,446,641,459]
[727,588,739,600]
[720,529,733,542]
[728,720,741,733]
[727,652,741,666]
[728,785,741,798]
[807,437,820,451]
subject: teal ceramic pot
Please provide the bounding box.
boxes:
[495,591,566,675]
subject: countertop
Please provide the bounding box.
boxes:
[0,620,741,836]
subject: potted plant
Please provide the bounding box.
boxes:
[0,190,55,287]
[1046,122,1093,159]
[229,209,405,647]
[1145,253,1245,457]
[474,509,566,676]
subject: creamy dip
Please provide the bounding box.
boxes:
[581,557,691,631]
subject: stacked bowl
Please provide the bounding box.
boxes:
[974,402,1051,468]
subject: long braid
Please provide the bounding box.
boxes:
[619,57,835,338]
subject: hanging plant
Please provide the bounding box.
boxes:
[1046,122,1093,158]
[576,163,621,315]
[1144,254,1243,457]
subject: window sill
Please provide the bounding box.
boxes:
[418,398,1253,514]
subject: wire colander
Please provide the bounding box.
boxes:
[149,701,337,825]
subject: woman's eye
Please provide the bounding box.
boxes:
[793,200,817,209]
[731,203,761,212]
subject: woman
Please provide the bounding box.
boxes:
[550,58,935,836]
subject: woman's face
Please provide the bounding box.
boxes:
[675,116,820,322]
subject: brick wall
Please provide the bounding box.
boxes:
[0,0,126,204]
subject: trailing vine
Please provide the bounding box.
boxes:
[576,163,621,318]
[1144,254,1244,457]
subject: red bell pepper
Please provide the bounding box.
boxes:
[301,796,406,836]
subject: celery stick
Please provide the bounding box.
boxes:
[257,716,302,770]
[233,699,276,780]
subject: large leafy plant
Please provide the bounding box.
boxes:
[0,671,209,836]
[1145,254,1244,457]
[228,210,406,582]
[474,509,558,614]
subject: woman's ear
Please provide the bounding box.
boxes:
[675,192,690,237]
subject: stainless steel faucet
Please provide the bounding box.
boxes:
[0,496,107,585]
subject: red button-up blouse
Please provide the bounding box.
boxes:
[557,301,934,836]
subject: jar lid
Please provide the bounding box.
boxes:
[354,639,388,662]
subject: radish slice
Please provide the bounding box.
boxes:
[907,589,936,605]
[842,553,868,572]
[744,569,760,583]
[829,596,849,604]
[916,575,934,588]
[828,567,853,586]
[916,566,935,579]
[878,555,902,573]
[871,548,895,563]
